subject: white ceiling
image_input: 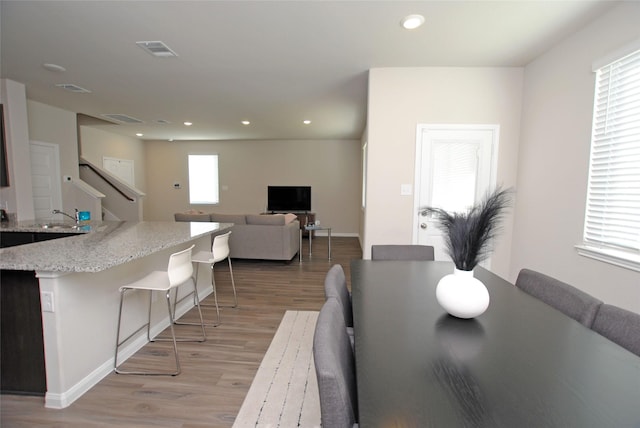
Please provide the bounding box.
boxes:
[1,1,617,142]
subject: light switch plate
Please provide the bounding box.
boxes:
[42,291,55,312]
[401,184,413,196]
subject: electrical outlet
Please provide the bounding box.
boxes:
[41,291,55,312]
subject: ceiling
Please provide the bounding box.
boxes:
[1,1,616,142]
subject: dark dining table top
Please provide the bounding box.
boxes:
[350,260,640,428]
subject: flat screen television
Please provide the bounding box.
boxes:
[267,186,311,212]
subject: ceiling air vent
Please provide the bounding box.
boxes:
[55,83,91,93]
[136,41,178,57]
[155,119,171,124]
[101,114,144,124]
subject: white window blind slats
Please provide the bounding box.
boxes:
[591,136,640,151]
[583,48,640,255]
[594,105,640,127]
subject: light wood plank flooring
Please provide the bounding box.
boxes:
[1,236,362,428]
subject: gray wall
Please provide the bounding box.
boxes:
[364,66,523,278]
[143,138,362,236]
[510,2,640,312]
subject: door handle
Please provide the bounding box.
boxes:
[420,223,427,229]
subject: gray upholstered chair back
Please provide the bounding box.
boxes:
[371,244,435,261]
[515,269,602,327]
[591,304,640,357]
[324,264,353,328]
[313,297,358,428]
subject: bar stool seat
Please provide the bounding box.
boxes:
[114,245,206,376]
[177,231,237,327]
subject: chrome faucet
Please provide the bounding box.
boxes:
[52,209,78,223]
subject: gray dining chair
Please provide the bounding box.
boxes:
[324,264,354,345]
[515,269,602,327]
[371,244,435,261]
[591,304,640,357]
[313,297,359,428]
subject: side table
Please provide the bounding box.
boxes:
[299,224,331,262]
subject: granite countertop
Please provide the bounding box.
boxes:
[1,220,93,234]
[0,220,231,273]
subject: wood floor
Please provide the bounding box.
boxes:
[1,236,362,428]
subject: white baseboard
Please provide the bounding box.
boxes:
[45,286,213,409]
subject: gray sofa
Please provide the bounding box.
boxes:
[174,212,300,261]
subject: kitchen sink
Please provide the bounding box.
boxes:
[37,223,79,230]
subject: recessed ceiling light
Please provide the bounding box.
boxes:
[303,120,311,125]
[43,63,66,72]
[184,121,193,126]
[241,120,250,125]
[136,133,143,137]
[401,14,425,30]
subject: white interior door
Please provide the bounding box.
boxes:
[30,141,62,221]
[414,125,498,264]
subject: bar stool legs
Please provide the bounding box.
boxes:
[114,245,205,376]
[173,231,237,327]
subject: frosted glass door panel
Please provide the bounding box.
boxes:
[431,141,479,213]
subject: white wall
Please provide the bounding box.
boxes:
[364,67,523,278]
[0,79,34,220]
[27,100,78,216]
[144,138,362,236]
[80,126,146,192]
[511,2,640,313]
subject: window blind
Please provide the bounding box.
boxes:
[584,49,640,253]
[431,141,479,213]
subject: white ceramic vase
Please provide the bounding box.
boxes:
[436,268,490,319]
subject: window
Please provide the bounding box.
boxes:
[430,141,480,213]
[188,154,219,204]
[577,47,640,271]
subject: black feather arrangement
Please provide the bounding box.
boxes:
[422,187,512,271]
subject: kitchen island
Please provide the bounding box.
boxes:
[0,220,231,408]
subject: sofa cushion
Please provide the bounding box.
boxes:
[210,213,247,224]
[246,214,286,226]
[174,212,212,222]
[284,213,297,224]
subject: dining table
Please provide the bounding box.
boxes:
[350,260,640,428]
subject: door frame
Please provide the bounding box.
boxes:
[412,123,500,245]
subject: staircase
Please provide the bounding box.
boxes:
[78,157,145,221]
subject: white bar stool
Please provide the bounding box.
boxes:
[114,245,206,376]
[175,231,237,327]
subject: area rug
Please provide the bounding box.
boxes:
[233,310,321,428]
